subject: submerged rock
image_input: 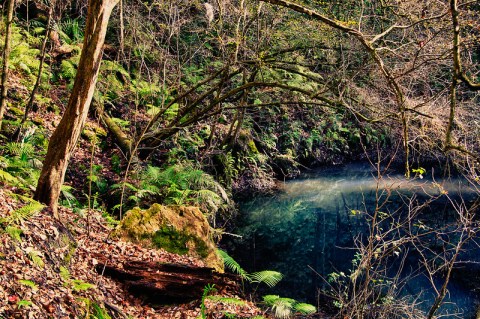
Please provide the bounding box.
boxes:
[116,204,224,272]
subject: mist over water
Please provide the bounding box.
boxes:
[225,162,480,318]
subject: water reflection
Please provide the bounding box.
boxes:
[225,163,479,318]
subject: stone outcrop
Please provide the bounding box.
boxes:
[115,204,224,272]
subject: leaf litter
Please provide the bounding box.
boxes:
[0,188,265,318]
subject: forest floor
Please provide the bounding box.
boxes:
[0,187,266,318]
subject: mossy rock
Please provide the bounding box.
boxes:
[82,122,107,141]
[32,116,45,127]
[8,106,25,117]
[116,204,224,272]
[238,129,259,154]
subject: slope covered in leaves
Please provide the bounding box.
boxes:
[0,189,264,318]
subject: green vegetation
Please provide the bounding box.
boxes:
[0,0,479,318]
[152,225,209,257]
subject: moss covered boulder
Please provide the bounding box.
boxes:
[116,204,224,272]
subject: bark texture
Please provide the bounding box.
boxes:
[94,257,239,303]
[34,0,119,215]
[0,0,16,127]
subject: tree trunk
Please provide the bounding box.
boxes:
[0,0,16,128]
[93,100,132,157]
[93,256,240,303]
[34,0,119,216]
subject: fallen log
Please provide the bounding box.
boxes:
[95,258,240,304]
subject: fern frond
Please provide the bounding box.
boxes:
[72,279,94,292]
[60,185,77,207]
[6,142,35,160]
[194,189,222,205]
[18,279,38,291]
[294,303,316,314]
[206,295,246,306]
[7,201,44,224]
[32,26,46,35]
[5,226,23,242]
[26,249,44,268]
[263,295,280,305]
[60,60,77,80]
[0,169,20,186]
[17,300,33,308]
[263,295,295,319]
[217,249,248,279]
[101,60,130,78]
[59,266,71,281]
[248,270,283,287]
[110,182,138,192]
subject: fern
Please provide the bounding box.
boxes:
[60,18,84,43]
[72,279,95,292]
[91,302,112,319]
[219,250,282,288]
[17,300,33,309]
[294,303,316,315]
[6,142,35,160]
[263,295,316,318]
[26,249,45,268]
[248,270,283,288]
[101,60,130,79]
[60,60,77,80]
[0,169,20,186]
[60,266,71,281]
[138,163,229,213]
[218,249,248,279]
[60,185,78,208]
[5,226,23,242]
[18,279,38,291]
[6,201,44,225]
[206,296,246,306]
[32,26,46,35]
[263,295,296,319]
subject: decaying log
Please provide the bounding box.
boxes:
[93,100,133,158]
[95,257,240,303]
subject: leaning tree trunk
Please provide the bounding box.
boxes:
[34,0,119,216]
[0,0,16,128]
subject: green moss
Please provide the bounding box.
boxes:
[8,106,24,117]
[247,139,259,154]
[151,225,209,258]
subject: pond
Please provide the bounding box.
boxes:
[223,162,480,318]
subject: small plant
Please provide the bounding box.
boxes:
[218,249,283,289]
[200,284,217,319]
[218,249,283,300]
[18,279,38,291]
[91,302,112,319]
[72,279,95,292]
[0,201,44,225]
[59,266,71,282]
[411,167,426,179]
[114,162,230,216]
[263,295,316,318]
[17,300,33,309]
[26,248,45,269]
[5,226,23,242]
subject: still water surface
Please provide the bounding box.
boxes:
[225,162,480,318]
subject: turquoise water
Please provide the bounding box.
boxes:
[225,163,480,318]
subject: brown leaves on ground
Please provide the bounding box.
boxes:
[0,189,265,318]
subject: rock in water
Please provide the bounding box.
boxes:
[115,204,224,272]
